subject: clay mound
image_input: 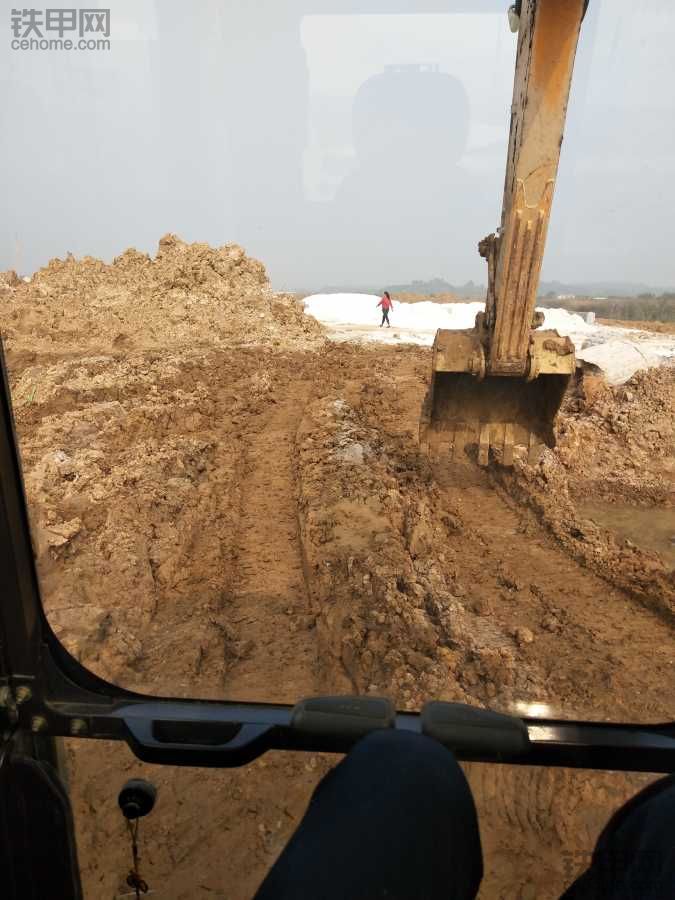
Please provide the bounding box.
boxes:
[555,364,675,502]
[0,234,323,360]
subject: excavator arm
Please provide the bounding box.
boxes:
[420,0,585,466]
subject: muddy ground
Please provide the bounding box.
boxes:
[2,239,674,899]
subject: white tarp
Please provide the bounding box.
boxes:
[576,340,667,385]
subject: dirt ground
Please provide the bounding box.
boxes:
[597,317,675,334]
[2,239,674,899]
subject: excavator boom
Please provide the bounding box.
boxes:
[420,0,585,466]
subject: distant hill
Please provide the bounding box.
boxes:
[388,278,485,299]
[317,278,485,299]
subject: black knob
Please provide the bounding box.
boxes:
[118,779,157,820]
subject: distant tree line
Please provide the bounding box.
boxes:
[538,292,675,323]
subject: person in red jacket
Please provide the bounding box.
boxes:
[377,291,393,327]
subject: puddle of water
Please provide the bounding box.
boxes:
[579,502,675,570]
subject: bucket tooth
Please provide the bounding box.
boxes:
[478,423,490,466]
[447,425,456,458]
[503,423,515,467]
[451,426,467,461]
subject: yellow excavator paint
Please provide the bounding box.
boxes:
[420,0,585,466]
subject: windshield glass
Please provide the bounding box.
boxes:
[1,0,673,731]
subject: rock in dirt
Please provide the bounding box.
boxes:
[513,626,535,647]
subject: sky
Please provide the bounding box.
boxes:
[1,0,674,289]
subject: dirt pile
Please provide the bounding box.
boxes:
[558,364,675,502]
[0,234,323,363]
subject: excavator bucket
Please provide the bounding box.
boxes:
[419,327,575,466]
[419,0,585,467]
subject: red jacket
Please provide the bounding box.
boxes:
[378,296,392,310]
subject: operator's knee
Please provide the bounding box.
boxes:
[597,775,675,865]
[346,728,468,794]
[313,727,477,826]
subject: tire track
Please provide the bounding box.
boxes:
[224,380,318,702]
